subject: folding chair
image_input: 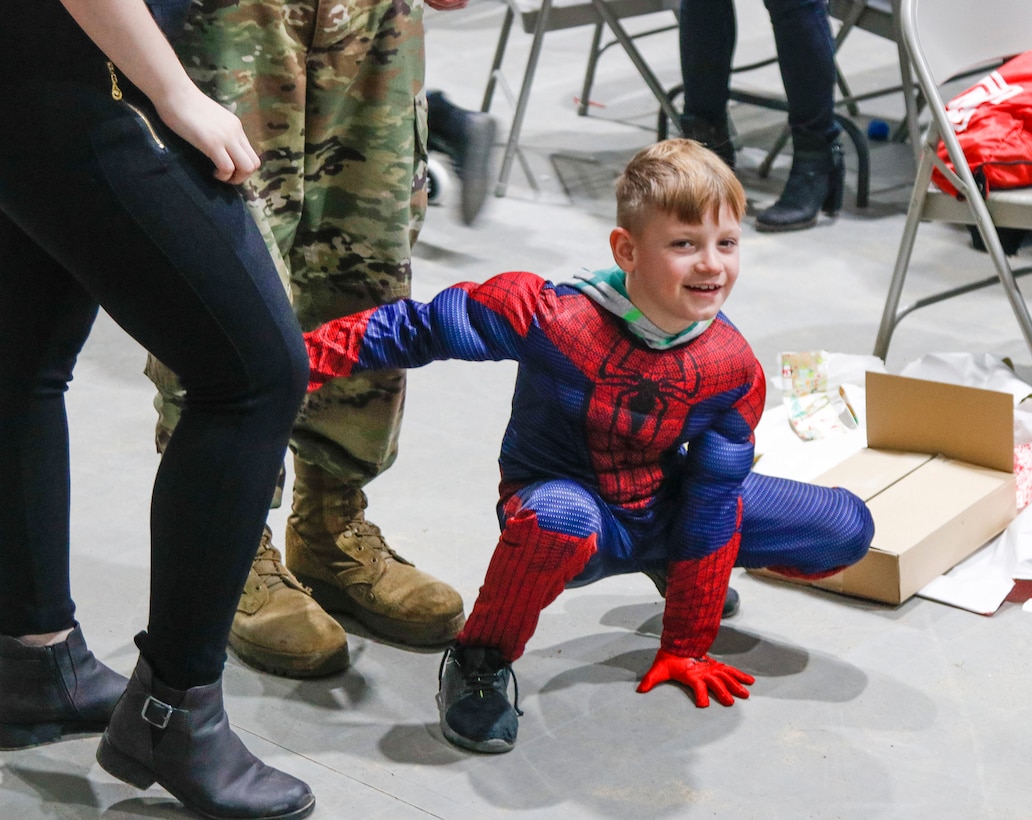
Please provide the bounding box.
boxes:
[482,0,674,196]
[873,0,1032,360]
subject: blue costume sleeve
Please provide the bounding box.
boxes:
[661,403,757,659]
[669,357,763,561]
[357,286,521,369]
[674,427,754,559]
[305,272,548,385]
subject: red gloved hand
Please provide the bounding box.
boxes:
[637,650,755,707]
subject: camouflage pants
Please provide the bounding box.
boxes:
[146,0,429,488]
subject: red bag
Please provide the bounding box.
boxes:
[932,51,1032,198]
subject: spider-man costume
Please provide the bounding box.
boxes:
[306,270,873,700]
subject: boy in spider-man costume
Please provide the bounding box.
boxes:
[304,139,874,754]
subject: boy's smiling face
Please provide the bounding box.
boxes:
[611,203,741,335]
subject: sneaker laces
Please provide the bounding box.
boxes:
[439,646,524,716]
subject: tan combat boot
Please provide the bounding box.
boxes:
[285,458,466,646]
[229,526,350,678]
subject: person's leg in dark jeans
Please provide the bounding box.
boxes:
[678,0,844,231]
[756,0,844,231]
[678,0,737,166]
[767,0,837,141]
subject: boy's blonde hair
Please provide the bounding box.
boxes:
[616,139,747,234]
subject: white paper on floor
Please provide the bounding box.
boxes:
[918,506,1032,614]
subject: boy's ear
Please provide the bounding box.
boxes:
[609,227,636,272]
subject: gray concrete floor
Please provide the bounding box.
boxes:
[3,1,1031,817]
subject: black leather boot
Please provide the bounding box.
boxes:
[756,132,844,232]
[678,114,736,170]
[0,623,127,750]
[96,644,315,820]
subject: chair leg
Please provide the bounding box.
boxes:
[834,65,861,118]
[873,217,922,360]
[830,2,864,116]
[758,125,791,179]
[892,5,923,163]
[656,84,685,141]
[834,114,869,208]
[588,0,682,128]
[482,7,516,114]
[873,150,933,360]
[578,23,606,117]
[495,0,555,197]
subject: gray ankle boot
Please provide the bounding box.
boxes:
[0,623,127,750]
[96,642,315,819]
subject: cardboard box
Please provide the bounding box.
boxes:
[757,371,1016,605]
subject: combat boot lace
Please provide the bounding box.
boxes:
[285,458,465,646]
[229,526,349,678]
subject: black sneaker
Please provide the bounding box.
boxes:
[437,644,521,754]
[642,568,741,618]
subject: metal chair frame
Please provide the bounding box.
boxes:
[482,0,673,196]
[872,0,1032,360]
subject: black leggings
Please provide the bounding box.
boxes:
[0,1,308,688]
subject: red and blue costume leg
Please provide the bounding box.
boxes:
[459,472,872,663]
[458,480,609,662]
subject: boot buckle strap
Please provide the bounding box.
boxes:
[141,695,174,729]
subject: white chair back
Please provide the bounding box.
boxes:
[905,0,1031,85]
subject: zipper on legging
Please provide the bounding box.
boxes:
[106,60,123,101]
[106,61,167,151]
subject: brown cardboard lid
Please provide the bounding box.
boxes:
[814,448,930,500]
[865,372,1014,473]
